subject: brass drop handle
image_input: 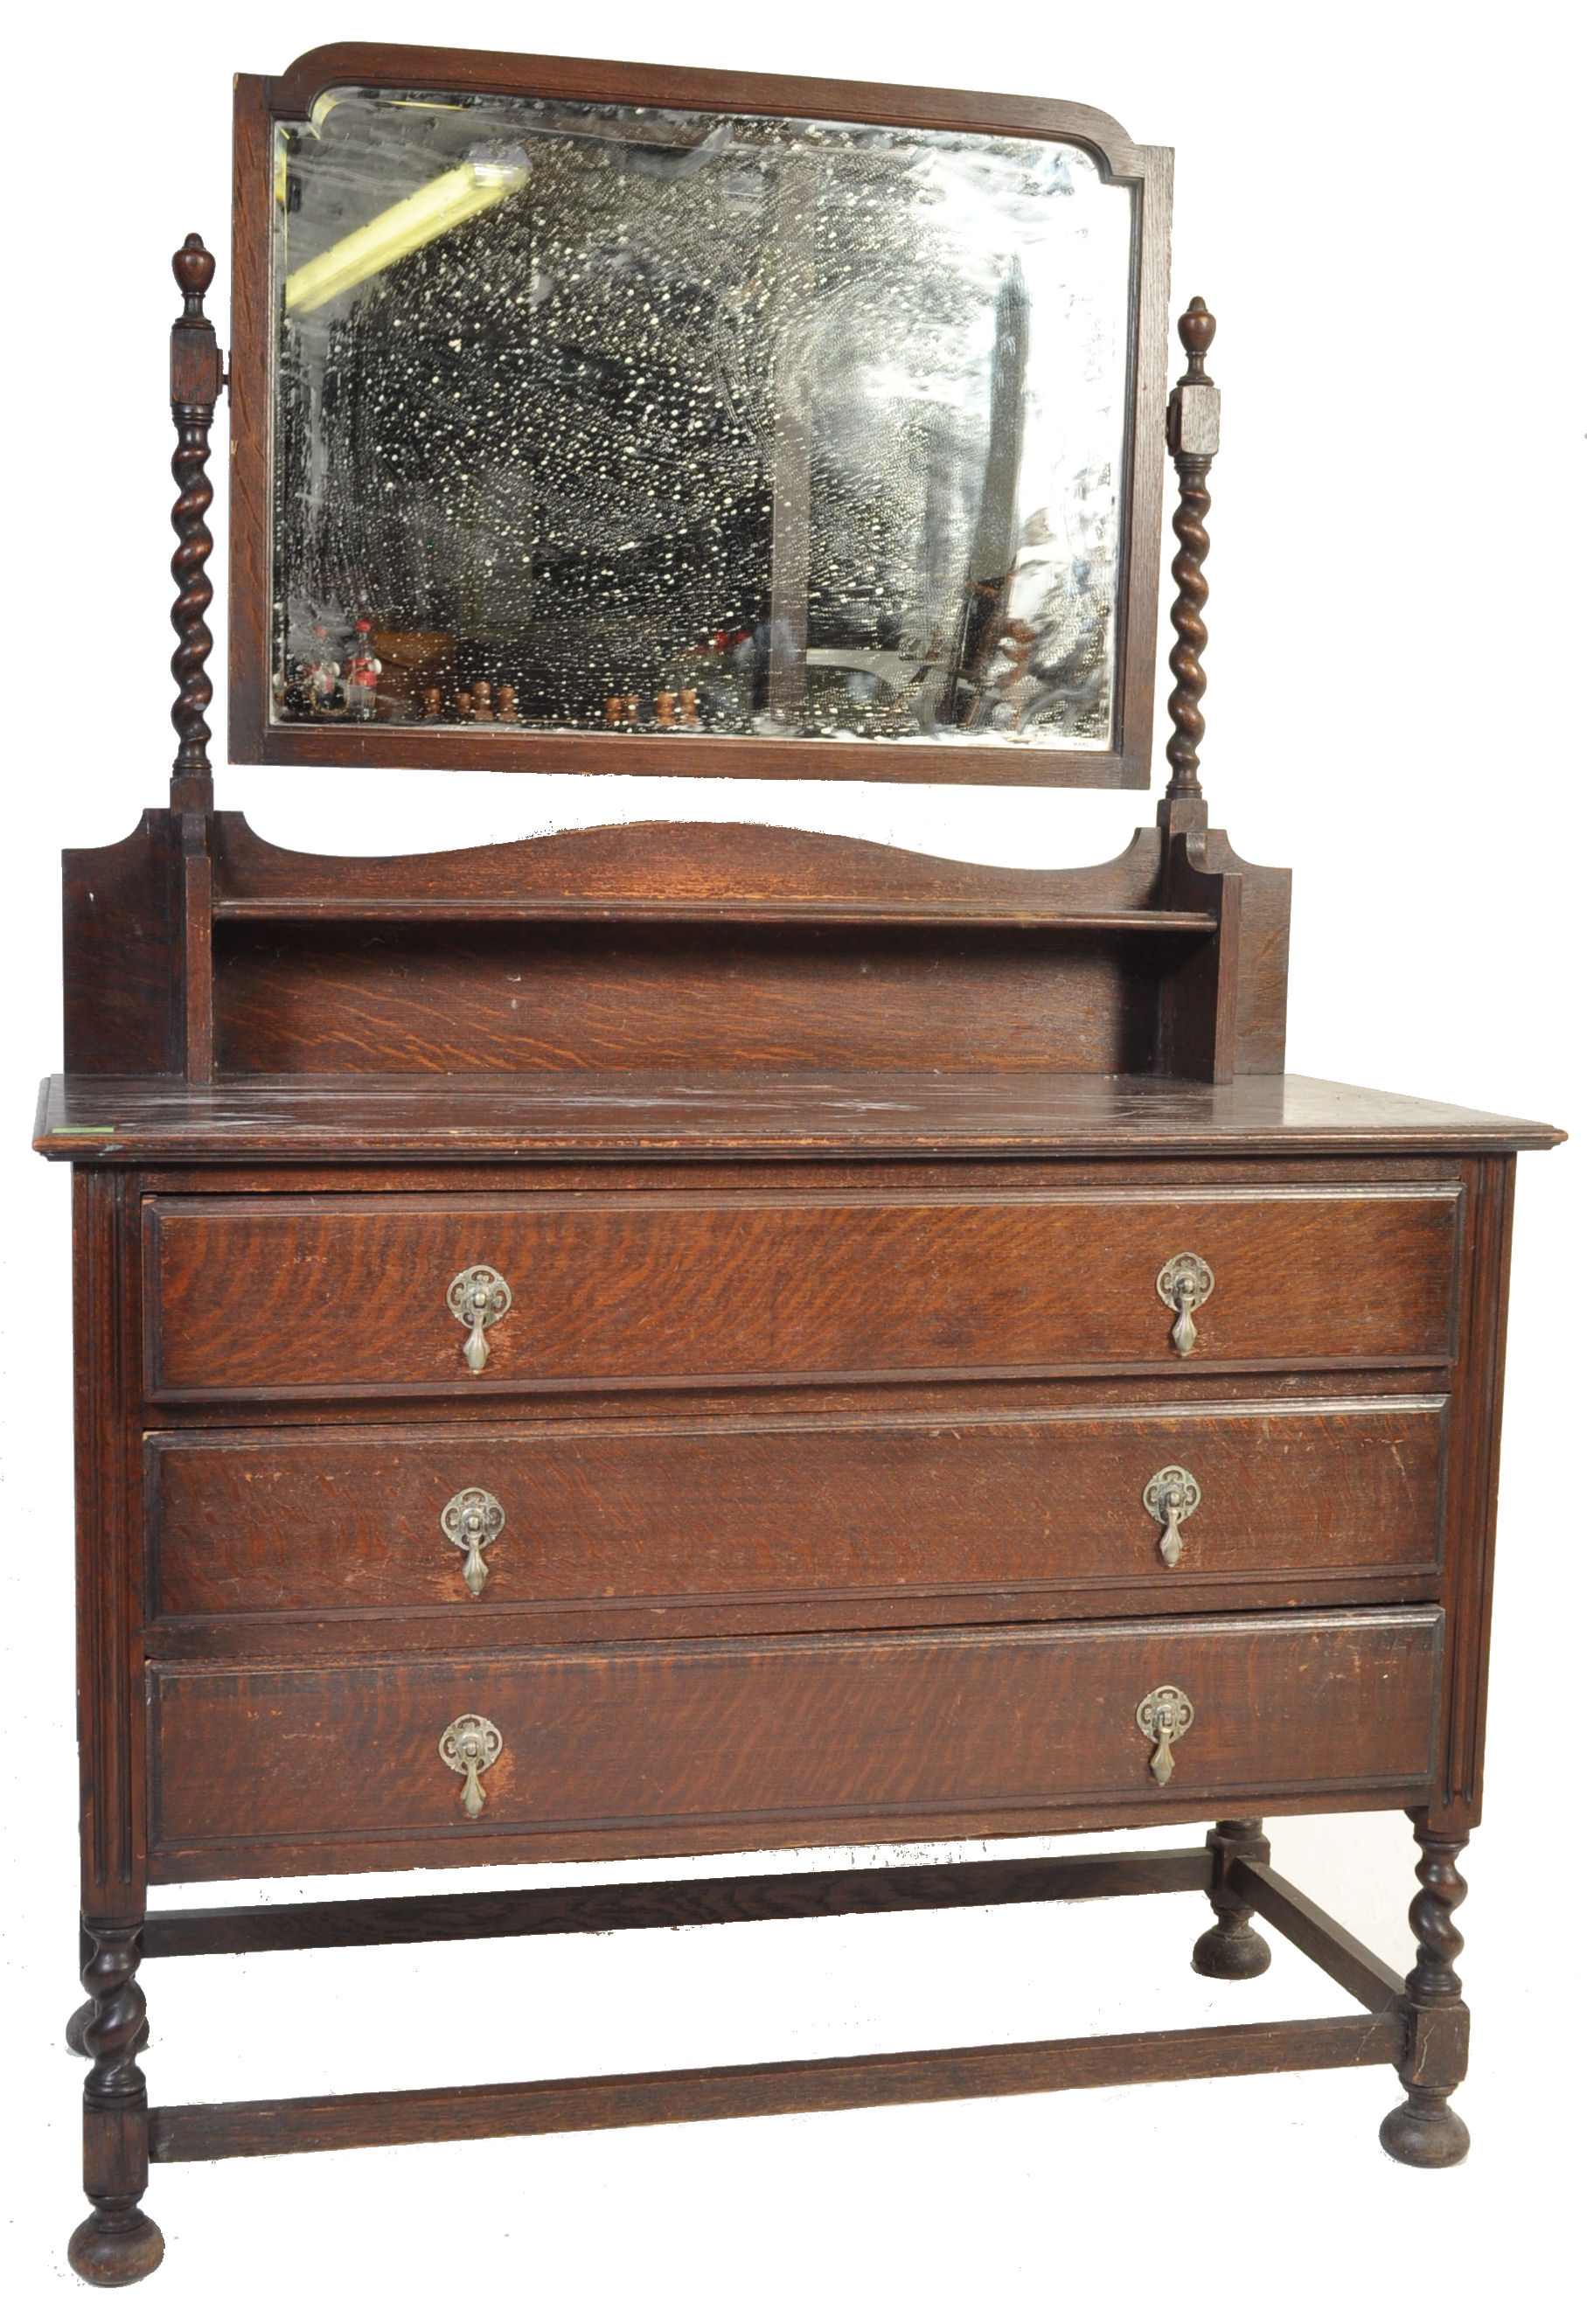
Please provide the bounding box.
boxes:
[1136,1686,1194,1785]
[447,1265,512,1374]
[441,1488,506,1597]
[1157,1252,1215,1356]
[1142,1465,1201,1568]
[438,1713,503,1819]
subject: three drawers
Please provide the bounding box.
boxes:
[147,1609,1444,1874]
[143,1184,1462,1396]
[138,1170,1463,1872]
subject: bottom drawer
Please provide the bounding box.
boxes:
[148,1609,1442,1877]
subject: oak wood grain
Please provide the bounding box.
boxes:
[212,922,1185,1077]
[148,1397,1446,1620]
[142,1184,1463,1396]
[63,817,1296,1085]
[37,1070,1564,1165]
[73,1172,149,1922]
[147,1610,1442,1872]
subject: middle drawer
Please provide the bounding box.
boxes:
[149,1395,1445,1625]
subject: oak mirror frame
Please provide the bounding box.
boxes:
[229,44,1173,786]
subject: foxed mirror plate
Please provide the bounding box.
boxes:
[269,84,1137,756]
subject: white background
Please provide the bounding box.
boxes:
[2,2,1581,2314]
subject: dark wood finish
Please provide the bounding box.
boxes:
[136,1842,1418,2179]
[141,1181,1462,1399]
[1192,1818,1273,1980]
[38,52,1563,2274]
[59,818,1293,1088]
[73,1172,146,1929]
[67,1924,163,2287]
[168,239,223,818]
[38,1069,1558,1165]
[228,47,1173,790]
[1229,1856,1405,2013]
[1439,1154,1517,1819]
[180,811,213,1082]
[210,921,1202,1079]
[145,1612,1442,1878]
[1164,298,1217,805]
[146,1399,1447,1625]
[59,818,184,1077]
[206,815,1176,915]
[150,2010,1404,2165]
[1379,1817,1472,2166]
[141,1846,1215,1958]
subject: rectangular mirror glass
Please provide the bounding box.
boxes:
[270,87,1137,756]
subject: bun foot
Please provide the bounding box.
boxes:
[1192,1921,1272,1980]
[1380,2089,1470,2168]
[1194,1820,1271,1980]
[68,2204,165,2286]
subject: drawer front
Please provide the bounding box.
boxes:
[149,1611,1442,1868]
[150,1397,1447,1618]
[144,1185,1461,1395]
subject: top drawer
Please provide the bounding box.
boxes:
[143,1184,1462,1398]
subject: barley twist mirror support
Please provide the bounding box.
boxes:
[169,236,226,816]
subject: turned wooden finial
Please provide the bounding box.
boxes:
[1177,294,1215,380]
[170,235,226,814]
[1162,298,1222,812]
[172,232,216,308]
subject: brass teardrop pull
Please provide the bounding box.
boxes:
[438,1714,503,1819]
[1156,1253,1214,1356]
[1142,1465,1201,1568]
[1135,1686,1194,1785]
[440,1488,506,1596]
[447,1265,512,1374]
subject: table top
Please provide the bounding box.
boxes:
[33,1072,1566,1165]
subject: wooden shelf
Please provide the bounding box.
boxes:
[210,898,1221,930]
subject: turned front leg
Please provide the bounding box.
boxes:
[1192,1819,1272,1980]
[67,1922,164,2286]
[1380,1816,1471,2167]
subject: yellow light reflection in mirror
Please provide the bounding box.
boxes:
[283,152,529,315]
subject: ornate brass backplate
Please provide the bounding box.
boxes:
[437,1713,504,1818]
[1156,1252,1214,1356]
[446,1265,512,1374]
[1142,1465,1201,1567]
[1135,1684,1194,1785]
[440,1487,507,1596]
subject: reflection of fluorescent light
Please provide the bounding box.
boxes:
[284,146,530,315]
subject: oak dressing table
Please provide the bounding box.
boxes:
[37,43,1562,2285]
